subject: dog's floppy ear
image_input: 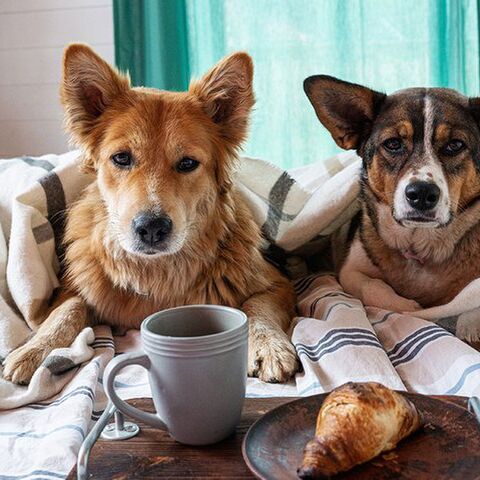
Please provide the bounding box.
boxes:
[61,44,130,170]
[304,75,386,150]
[190,52,254,149]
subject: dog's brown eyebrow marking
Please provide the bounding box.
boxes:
[427,172,433,178]
[398,121,414,139]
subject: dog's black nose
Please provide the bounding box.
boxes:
[133,213,172,246]
[405,181,440,211]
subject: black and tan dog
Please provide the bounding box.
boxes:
[304,75,480,319]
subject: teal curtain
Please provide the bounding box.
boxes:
[114,0,190,90]
[114,0,480,169]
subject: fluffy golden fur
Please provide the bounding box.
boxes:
[3,44,298,384]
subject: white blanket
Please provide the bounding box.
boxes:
[1,151,480,479]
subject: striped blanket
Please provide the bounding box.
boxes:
[1,151,480,479]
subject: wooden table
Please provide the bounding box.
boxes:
[67,396,469,480]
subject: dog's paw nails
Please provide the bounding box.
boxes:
[248,359,262,378]
[2,345,46,385]
[248,333,299,383]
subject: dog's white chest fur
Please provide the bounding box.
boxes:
[347,201,480,307]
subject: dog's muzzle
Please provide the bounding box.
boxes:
[399,180,444,228]
[132,212,173,251]
[405,181,440,212]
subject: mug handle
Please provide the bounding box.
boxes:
[103,351,167,430]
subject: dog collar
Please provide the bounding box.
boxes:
[402,249,425,265]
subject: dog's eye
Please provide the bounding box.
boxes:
[382,138,403,152]
[111,151,133,168]
[443,139,466,155]
[176,157,199,173]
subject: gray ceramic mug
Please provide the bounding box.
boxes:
[103,305,248,445]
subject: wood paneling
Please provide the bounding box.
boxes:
[0,0,114,157]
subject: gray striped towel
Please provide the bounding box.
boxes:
[1,150,480,479]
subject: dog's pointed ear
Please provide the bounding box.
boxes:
[469,97,480,125]
[190,52,254,149]
[61,44,130,168]
[304,75,386,150]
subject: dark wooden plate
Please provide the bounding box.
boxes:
[242,393,480,479]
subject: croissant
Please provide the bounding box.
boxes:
[297,382,422,479]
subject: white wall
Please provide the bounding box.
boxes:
[0,0,114,158]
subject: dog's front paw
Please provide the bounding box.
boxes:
[398,298,422,313]
[363,279,421,312]
[248,329,299,383]
[3,343,48,385]
[370,296,421,313]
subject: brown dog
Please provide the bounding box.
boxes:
[304,75,480,315]
[3,44,298,385]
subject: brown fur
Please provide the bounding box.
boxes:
[3,44,298,384]
[304,76,480,312]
